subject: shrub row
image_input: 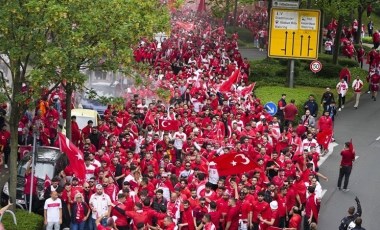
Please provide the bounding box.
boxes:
[0,209,43,230]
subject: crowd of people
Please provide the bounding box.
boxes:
[0,4,367,230]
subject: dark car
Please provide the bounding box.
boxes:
[79,97,107,118]
[1,146,68,214]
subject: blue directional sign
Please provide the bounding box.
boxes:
[264,102,278,116]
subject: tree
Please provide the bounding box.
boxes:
[316,0,359,64]
[0,0,169,210]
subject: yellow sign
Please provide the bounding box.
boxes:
[268,8,320,60]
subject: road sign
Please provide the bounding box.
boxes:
[272,0,299,9]
[310,60,322,73]
[264,102,278,116]
[268,8,321,60]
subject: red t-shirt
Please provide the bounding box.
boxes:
[226,206,240,230]
[340,149,355,166]
[288,214,302,230]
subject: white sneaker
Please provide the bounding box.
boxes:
[338,108,342,111]
[4,164,8,169]
[342,105,344,109]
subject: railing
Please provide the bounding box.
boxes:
[0,210,17,225]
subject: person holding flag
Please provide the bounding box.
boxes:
[337,140,356,192]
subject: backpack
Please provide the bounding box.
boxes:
[339,216,355,230]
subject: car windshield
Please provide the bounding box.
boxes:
[17,159,54,180]
[75,116,95,130]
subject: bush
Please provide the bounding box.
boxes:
[316,62,342,78]
[362,36,372,44]
[338,58,359,68]
[354,44,371,53]
[1,209,44,230]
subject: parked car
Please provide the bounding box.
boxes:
[1,146,68,214]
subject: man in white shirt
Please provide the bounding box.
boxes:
[44,191,62,230]
[89,184,112,229]
[173,127,187,160]
[336,78,348,111]
[85,156,96,181]
[352,75,364,109]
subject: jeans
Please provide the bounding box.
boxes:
[71,221,85,230]
[337,165,352,189]
[46,222,60,230]
[88,217,107,230]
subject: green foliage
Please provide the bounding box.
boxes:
[156,88,171,103]
[1,209,44,230]
[226,26,254,48]
[362,36,373,44]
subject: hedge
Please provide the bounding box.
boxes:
[0,209,44,230]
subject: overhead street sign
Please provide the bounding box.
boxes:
[268,8,321,60]
[264,102,278,116]
[272,0,299,9]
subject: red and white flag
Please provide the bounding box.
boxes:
[219,69,240,92]
[239,82,256,97]
[18,146,32,159]
[316,129,333,150]
[57,133,86,181]
[158,119,179,131]
[44,174,51,189]
[211,153,258,176]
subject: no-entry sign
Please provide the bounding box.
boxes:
[310,60,322,73]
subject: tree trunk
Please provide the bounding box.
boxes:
[333,16,344,65]
[306,0,312,8]
[356,6,364,44]
[8,73,23,211]
[65,84,73,141]
[233,0,238,27]
[319,10,325,53]
[224,0,231,28]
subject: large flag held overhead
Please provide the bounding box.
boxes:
[211,153,258,176]
[57,133,86,181]
[238,82,256,97]
[219,69,240,92]
[175,21,195,31]
[158,119,180,131]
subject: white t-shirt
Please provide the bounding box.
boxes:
[89,193,112,219]
[44,198,62,222]
[85,164,96,181]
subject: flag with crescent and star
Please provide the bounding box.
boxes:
[158,119,180,131]
[211,153,258,176]
[57,133,86,181]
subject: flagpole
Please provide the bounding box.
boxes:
[29,131,37,213]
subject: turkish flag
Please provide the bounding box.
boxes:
[18,146,32,159]
[349,138,354,153]
[239,82,256,97]
[158,119,179,131]
[316,129,333,150]
[176,22,195,31]
[57,133,86,181]
[44,174,51,189]
[212,153,258,176]
[219,69,240,92]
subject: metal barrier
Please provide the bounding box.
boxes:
[0,210,17,225]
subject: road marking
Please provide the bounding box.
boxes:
[376,136,380,141]
[321,189,327,198]
[318,142,339,166]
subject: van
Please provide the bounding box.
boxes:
[1,146,68,214]
[63,109,100,134]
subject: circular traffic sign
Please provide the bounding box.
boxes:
[310,60,322,73]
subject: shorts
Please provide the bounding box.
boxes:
[371,84,379,91]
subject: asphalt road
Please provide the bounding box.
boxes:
[317,92,380,230]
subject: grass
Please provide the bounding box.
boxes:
[225,26,255,48]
